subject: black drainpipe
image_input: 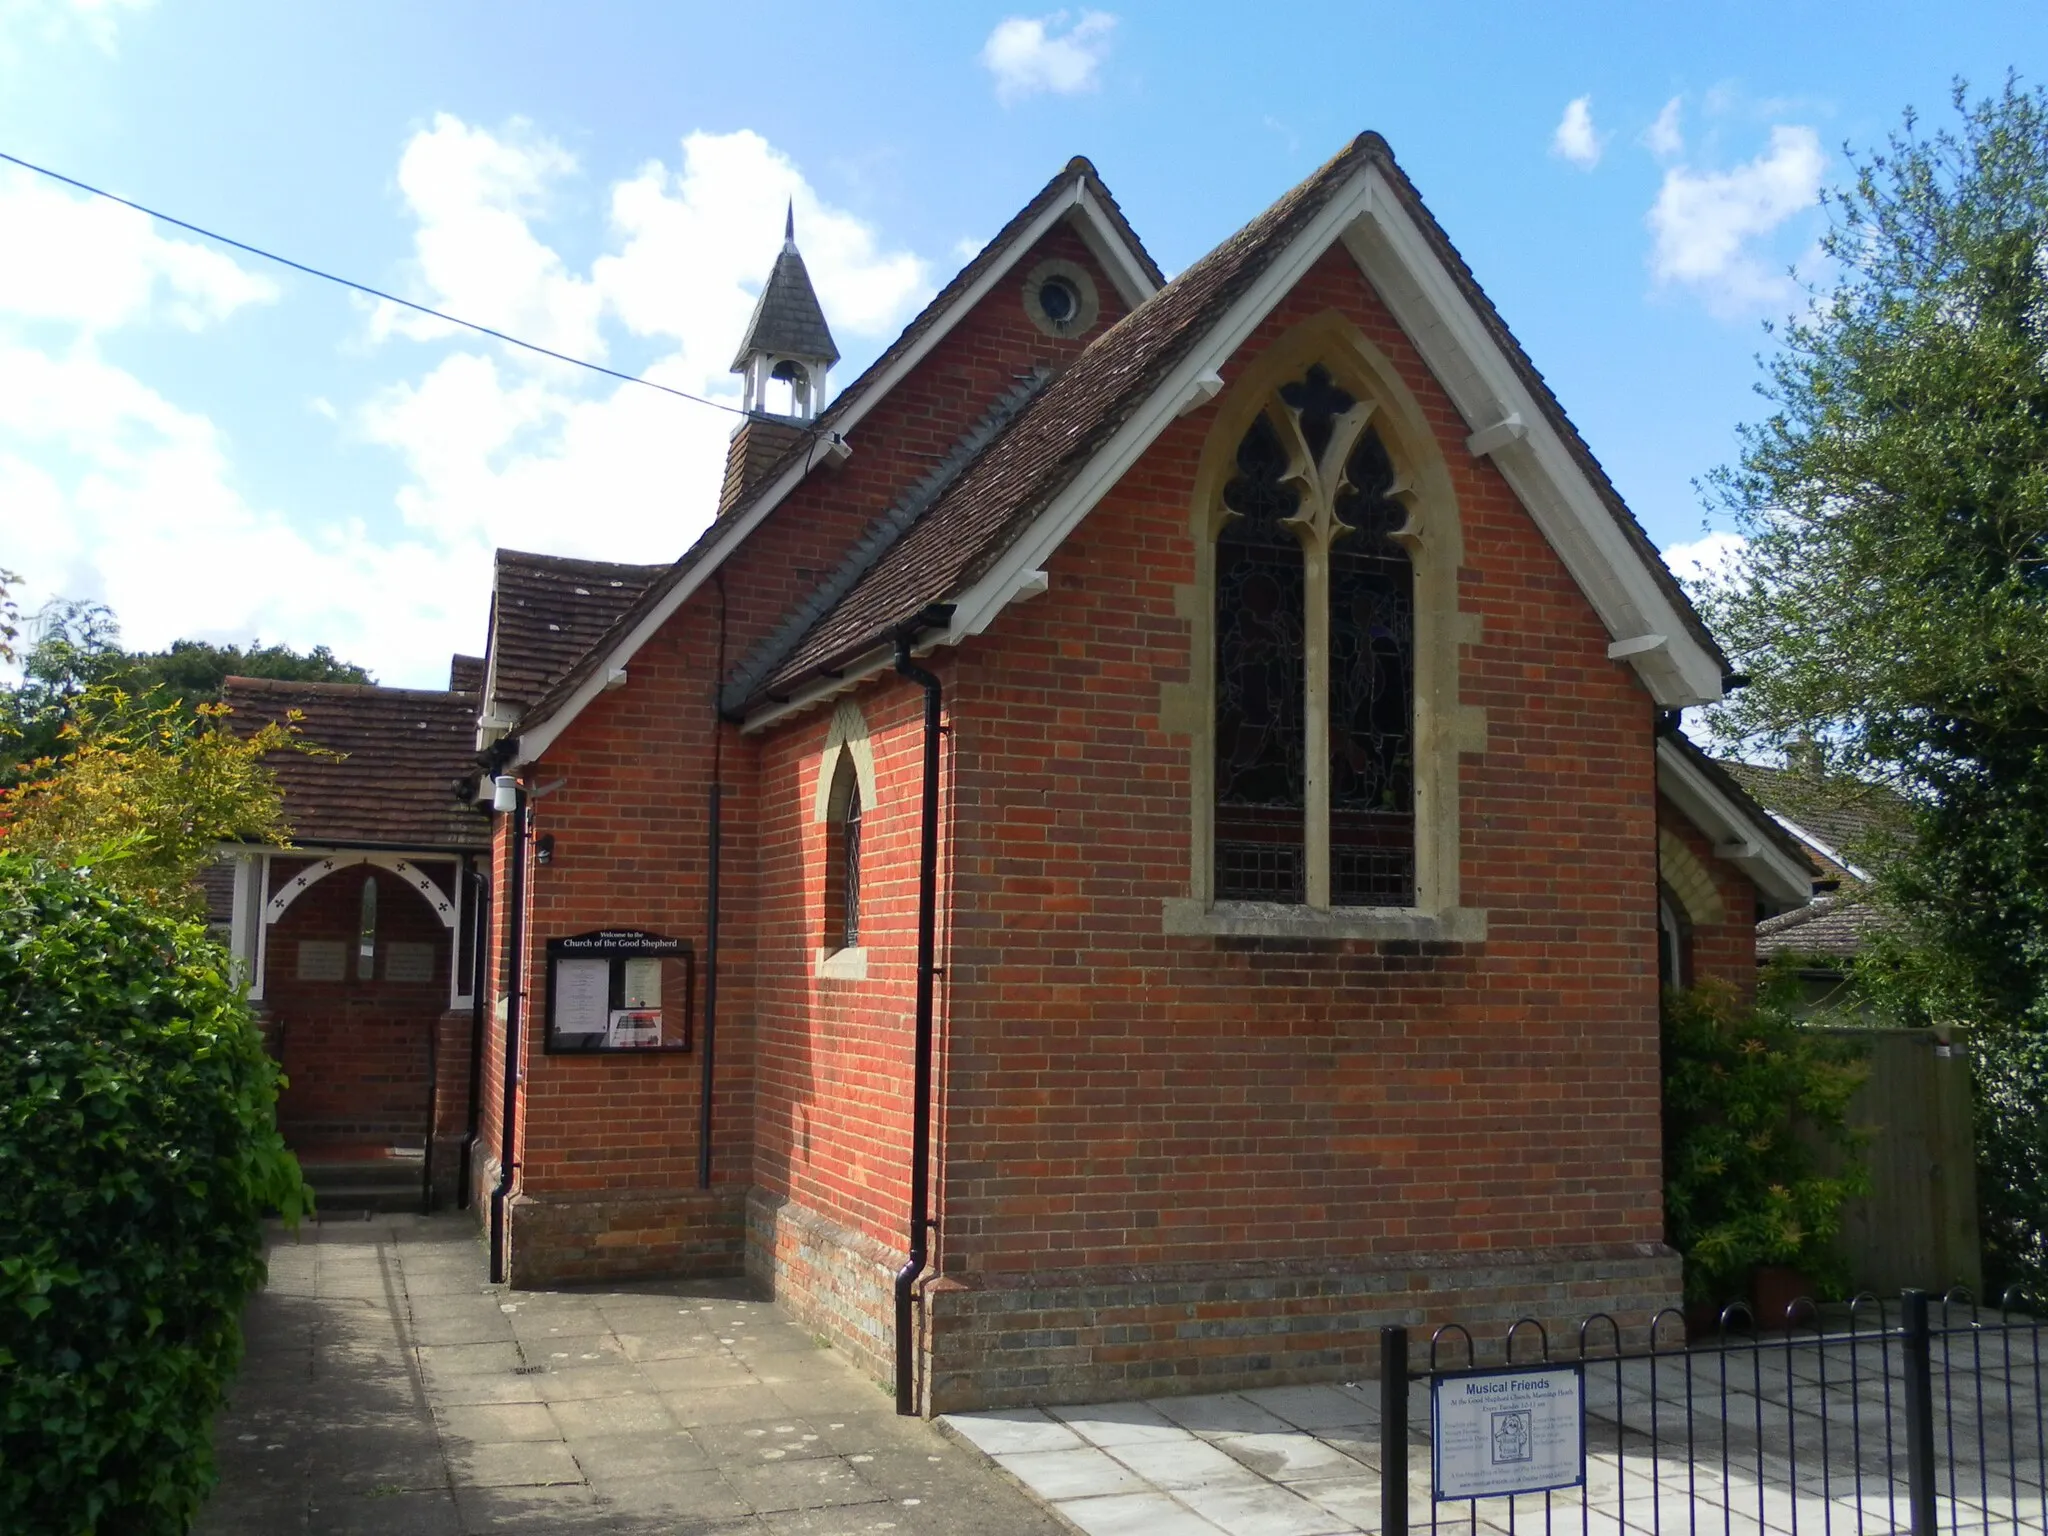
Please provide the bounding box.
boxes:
[457,864,491,1209]
[489,784,529,1285]
[892,603,952,1416]
[699,573,729,1189]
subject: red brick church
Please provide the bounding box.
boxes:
[218,134,1816,1414]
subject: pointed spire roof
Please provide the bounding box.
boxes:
[730,203,839,370]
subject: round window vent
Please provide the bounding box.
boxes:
[1023,259,1100,339]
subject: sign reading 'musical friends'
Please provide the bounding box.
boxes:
[1431,1364,1585,1500]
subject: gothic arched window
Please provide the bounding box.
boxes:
[1214,363,1416,908]
[824,755,862,952]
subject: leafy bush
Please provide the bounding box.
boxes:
[1663,974,1870,1306]
[0,852,306,1535]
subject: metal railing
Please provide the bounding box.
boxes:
[1379,1290,2046,1536]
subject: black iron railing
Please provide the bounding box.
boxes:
[1379,1290,2046,1536]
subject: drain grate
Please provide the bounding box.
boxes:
[511,1364,545,1375]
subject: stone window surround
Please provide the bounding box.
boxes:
[1160,311,1488,943]
[814,699,876,980]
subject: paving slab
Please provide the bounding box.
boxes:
[197,1212,1068,1536]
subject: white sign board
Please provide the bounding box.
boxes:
[1431,1365,1584,1500]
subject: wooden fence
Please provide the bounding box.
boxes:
[1813,1024,1981,1297]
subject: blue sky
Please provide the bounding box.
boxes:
[0,1,2038,685]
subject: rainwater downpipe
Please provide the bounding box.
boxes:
[489,778,529,1285]
[699,573,729,1189]
[892,604,952,1416]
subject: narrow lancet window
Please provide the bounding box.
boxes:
[840,783,862,951]
[1215,411,1307,901]
[1329,424,1415,906]
[824,755,863,952]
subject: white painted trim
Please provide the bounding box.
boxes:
[512,176,1158,768]
[1656,737,1814,908]
[1464,414,1526,457]
[262,851,461,930]
[1768,811,1870,883]
[1339,179,1724,706]
[1607,634,1668,661]
[740,643,898,735]
[1071,186,1157,308]
[251,852,273,1003]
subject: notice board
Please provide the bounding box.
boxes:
[543,929,694,1053]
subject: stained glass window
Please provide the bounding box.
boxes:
[840,783,862,951]
[1212,364,1417,909]
[1329,424,1415,906]
[1215,411,1306,901]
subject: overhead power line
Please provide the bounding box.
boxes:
[0,148,748,416]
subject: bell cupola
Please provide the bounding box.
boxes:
[731,203,839,421]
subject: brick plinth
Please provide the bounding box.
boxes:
[747,1191,903,1395]
[922,1243,1682,1413]
[504,1187,748,1288]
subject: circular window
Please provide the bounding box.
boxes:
[1023,259,1100,339]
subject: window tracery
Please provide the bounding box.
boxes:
[1214,363,1416,908]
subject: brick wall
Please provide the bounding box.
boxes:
[1658,795,1765,995]
[486,216,1129,1290]
[919,246,1682,1403]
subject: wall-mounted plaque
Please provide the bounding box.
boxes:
[543,930,693,1054]
[385,942,437,984]
[296,939,347,982]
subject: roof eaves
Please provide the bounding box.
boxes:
[1657,729,1817,907]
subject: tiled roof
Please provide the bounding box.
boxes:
[730,213,839,367]
[448,654,485,693]
[742,132,1727,706]
[488,550,664,716]
[508,157,1162,744]
[1719,761,1909,881]
[1757,896,1899,962]
[222,676,490,851]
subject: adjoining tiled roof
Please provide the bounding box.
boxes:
[741,132,1728,708]
[1718,760,1909,881]
[1757,896,1900,963]
[488,550,664,716]
[222,677,490,851]
[718,368,1053,714]
[448,654,485,693]
[507,157,1161,746]
[730,213,840,368]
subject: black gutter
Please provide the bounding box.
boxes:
[489,785,528,1285]
[457,863,491,1209]
[699,573,729,1189]
[891,603,953,1416]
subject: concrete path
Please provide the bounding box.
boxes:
[196,1213,1068,1535]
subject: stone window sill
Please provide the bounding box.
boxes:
[815,946,868,981]
[1160,899,1487,943]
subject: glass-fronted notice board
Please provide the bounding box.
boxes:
[543,930,694,1053]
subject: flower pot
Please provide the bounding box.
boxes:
[1751,1266,1816,1331]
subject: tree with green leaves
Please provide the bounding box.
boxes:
[1701,75,2048,1292]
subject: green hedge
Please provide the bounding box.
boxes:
[0,852,306,1535]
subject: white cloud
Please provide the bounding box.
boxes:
[980,11,1117,103]
[358,122,931,599]
[1662,530,1747,592]
[1643,96,1684,160]
[1551,95,1603,170]
[0,166,277,331]
[0,340,478,682]
[0,119,933,686]
[1647,125,1824,316]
